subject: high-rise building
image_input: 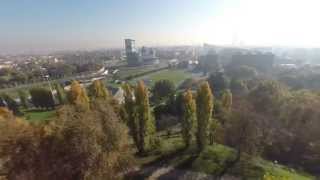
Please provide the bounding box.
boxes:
[125,39,140,66]
[124,39,159,66]
[125,39,136,53]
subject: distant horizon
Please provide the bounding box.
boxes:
[3,43,320,56]
[1,0,320,54]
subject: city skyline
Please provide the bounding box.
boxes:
[1,0,320,54]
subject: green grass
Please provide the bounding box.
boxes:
[192,144,237,175]
[191,145,314,180]
[253,158,314,180]
[118,66,156,79]
[23,109,56,123]
[139,69,192,86]
[135,133,314,180]
[135,134,185,166]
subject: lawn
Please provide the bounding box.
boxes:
[23,109,56,123]
[138,69,192,87]
[192,145,314,180]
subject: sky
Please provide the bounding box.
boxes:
[1,0,320,54]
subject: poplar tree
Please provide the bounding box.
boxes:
[196,81,213,151]
[123,83,139,150]
[135,81,155,154]
[18,90,28,109]
[68,81,89,109]
[181,90,196,147]
[88,80,109,100]
[54,83,67,105]
[221,89,232,111]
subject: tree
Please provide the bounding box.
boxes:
[230,78,248,95]
[208,72,229,97]
[18,90,29,109]
[29,88,55,109]
[1,93,21,115]
[54,83,67,105]
[0,107,15,119]
[88,80,109,100]
[0,101,132,180]
[122,83,139,150]
[152,79,175,103]
[135,81,155,154]
[224,106,261,161]
[226,65,257,80]
[221,90,232,111]
[248,80,287,115]
[196,82,214,151]
[67,81,89,109]
[181,90,196,147]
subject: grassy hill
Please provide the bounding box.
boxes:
[135,133,315,180]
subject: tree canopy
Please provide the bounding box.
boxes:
[152,79,175,103]
[67,81,90,109]
[196,82,214,151]
[30,87,55,109]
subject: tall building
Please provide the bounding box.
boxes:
[125,39,140,66]
[125,39,136,53]
[140,46,159,65]
[124,39,159,66]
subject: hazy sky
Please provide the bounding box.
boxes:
[1,0,320,54]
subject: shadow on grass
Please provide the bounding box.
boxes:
[158,153,198,180]
[125,147,186,180]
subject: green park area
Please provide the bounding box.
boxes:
[107,68,192,88]
[134,132,314,180]
[23,109,56,123]
[142,69,191,86]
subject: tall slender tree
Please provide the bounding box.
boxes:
[135,81,155,154]
[54,83,67,105]
[196,82,214,151]
[181,90,196,147]
[18,90,28,109]
[67,81,89,109]
[123,83,139,150]
[221,89,232,111]
[88,80,109,100]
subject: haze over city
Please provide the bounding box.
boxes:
[1,0,320,54]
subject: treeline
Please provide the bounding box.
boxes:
[0,61,103,88]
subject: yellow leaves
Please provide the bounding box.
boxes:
[196,81,214,115]
[89,80,109,100]
[68,81,90,109]
[221,90,232,111]
[263,172,290,180]
[0,107,14,119]
[196,81,214,150]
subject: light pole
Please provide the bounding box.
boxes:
[45,75,53,94]
[40,67,53,95]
